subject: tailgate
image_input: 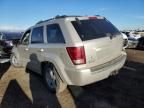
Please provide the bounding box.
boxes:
[84,35,123,67]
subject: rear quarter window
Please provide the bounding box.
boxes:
[72,19,121,41]
[47,24,65,43]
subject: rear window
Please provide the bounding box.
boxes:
[72,19,121,41]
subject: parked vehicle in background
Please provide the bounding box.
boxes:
[128,37,139,48]
[129,32,141,39]
[0,32,23,58]
[122,31,141,48]
[137,37,144,50]
[121,33,128,48]
[11,15,127,93]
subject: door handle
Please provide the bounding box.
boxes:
[39,49,44,52]
[25,48,29,51]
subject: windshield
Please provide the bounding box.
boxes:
[2,32,23,40]
[72,19,121,41]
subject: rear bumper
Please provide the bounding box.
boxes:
[65,51,127,86]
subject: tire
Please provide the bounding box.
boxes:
[10,53,22,68]
[43,64,67,93]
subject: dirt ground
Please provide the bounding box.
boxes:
[126,49,144,63]
[0,49,144,108]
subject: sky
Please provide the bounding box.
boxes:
[0,0,144,31]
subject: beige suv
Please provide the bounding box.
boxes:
[11,15,127,93]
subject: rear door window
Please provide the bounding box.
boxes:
[72,19,121,41]
[31,26,44,44]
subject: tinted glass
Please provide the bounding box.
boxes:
[72,19,121,41]
[47,24,65,43]
[2,32,22,40]
[31,26,44,43]
[21,30,31,45]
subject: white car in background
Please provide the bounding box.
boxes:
[122,31,141,48]
[128,32,141,48]
[129,32,141,39]
[121,33,128,48]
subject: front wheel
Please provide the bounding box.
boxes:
[43,64,67,93]
[10,54,22,68]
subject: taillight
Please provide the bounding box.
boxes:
[89,16,104,20]
[66,46,86,65]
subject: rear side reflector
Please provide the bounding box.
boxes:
[66,46,86,65]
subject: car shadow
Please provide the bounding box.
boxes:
[0,80,32,108]
[68,60,144,108]
[30,70,61,108]
[0,53,62,108]
[0,71,61,108]
[0,62,11,79]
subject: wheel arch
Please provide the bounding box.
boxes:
[41,61,64,83]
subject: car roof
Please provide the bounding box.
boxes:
[35,15,105,25]
[0,32,23,38]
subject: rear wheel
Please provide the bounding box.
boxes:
[43,64,67,93]
[10,53,21,68]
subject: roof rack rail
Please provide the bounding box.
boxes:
[36,20,43,24]
[55,15,82,19]
[36,15,82,25]
[36,18,55,25]
[95,15,100,16]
